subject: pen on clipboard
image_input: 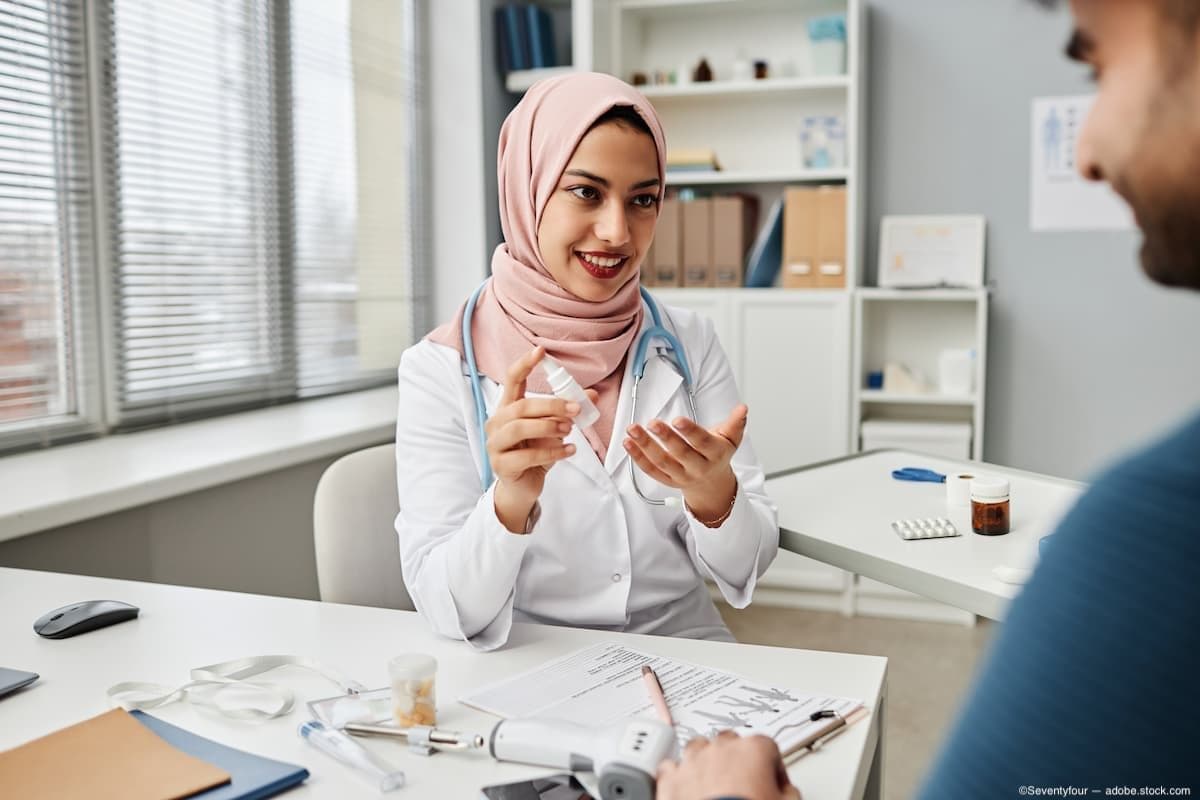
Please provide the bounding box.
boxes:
[784,709,849,760]
[641,665,674,727]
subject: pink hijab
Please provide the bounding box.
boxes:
[426,72,667,462]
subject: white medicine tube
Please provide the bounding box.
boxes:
[540,356,600,430]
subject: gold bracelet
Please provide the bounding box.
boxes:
[686,485,738,528]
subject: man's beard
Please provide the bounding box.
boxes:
[1118,171,1200,291]
[1137,195,1200,290]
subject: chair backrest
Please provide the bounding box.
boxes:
[313,443,414,611]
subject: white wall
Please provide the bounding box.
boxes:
[427,1,491,327]
[863,0,1200,480]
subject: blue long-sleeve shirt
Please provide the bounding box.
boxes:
[919,412,1200,797]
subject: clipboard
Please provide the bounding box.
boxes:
[781,708,868,762]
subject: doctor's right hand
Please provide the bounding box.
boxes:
[487,346,582,534]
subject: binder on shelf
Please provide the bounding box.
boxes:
[499,4,530,72]
[712,195,756,288]
[744,196,783,288]
[815,186,847,289]
[782,188,820,288]
[682,197,713,287]
[653,196,682,286]
[494,7,515,73]
[525,4,558,68]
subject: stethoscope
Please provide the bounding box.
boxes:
[463,279,698,507]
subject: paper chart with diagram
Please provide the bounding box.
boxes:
[459,642,865,755]
[1031,94,1134,231]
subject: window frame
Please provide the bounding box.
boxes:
[0,0,427,453]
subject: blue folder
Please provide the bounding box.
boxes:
[526,5,557,68]
[131,711,308,800]
[744,196,784,287]
[503,4,530,71]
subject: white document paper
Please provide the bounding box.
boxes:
[1030,95,1134,232]
[460,643,864,756]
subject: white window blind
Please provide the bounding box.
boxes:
[0,0,97,447]
[105,0,290,423]
[104,0,421,425]
[0,0,425,452]
[290,0,418,397]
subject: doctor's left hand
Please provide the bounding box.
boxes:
[624,404,748,526]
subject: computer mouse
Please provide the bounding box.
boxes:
[33,600,140,639]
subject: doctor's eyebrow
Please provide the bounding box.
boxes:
[1064,29,1095,62]
[563,169,660,191]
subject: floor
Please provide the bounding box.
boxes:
[718,603,996,800]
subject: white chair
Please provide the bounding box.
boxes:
[313,443,415,611]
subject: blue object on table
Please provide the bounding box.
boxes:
[132,711,309,800]
[891,467,947,484]
[866,371,884,389]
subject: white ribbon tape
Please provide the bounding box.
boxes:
[107,654,368,721]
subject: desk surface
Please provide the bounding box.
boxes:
[0,568,887,800]
[767,450,1086,620]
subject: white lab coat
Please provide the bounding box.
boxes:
[394,301,779,651]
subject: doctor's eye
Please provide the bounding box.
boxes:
[568,185,601,202]
[631,194,658,209]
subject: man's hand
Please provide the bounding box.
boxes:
[656,731,801,800]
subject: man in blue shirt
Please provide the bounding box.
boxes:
[656,1,1200,797]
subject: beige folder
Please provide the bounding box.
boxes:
[0,708,230,800]
[782,188,819,288]
[640,237,656,286]
[712,195,751,288]
[652,196,682,286]
[682,197,713,287]
[815,186,847,289]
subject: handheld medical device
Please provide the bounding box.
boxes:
[488,717,676,800]
[463,280,698,507]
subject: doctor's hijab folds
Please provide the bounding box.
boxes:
[393,72,778,651]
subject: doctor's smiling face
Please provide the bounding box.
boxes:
[537,107,661,302]
[1063,0,1200,290]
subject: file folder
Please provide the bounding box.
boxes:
[682,197,713,287]
[815,186,847,289]
[653,196,683,286]
[782,188,820,288]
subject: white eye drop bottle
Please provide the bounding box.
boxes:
[540,356,600,430]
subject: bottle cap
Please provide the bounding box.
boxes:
[970,477,1010,501]
[539,356,569,390]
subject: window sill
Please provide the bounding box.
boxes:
[0,386,398,543]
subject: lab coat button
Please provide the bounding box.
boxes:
[611,573,622,583]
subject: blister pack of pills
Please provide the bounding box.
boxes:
[892,518,960,540]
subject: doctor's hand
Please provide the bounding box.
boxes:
[656,731,801,800]
[487,346,587,534]
[623,404,748,527]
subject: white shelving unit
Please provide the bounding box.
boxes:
[665,167,849,186]
[594,0,867,290]
[851,288,989,461]
[637,74,851,98]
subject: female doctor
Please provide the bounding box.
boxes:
[395,72,778,651]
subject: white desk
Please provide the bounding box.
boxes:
[766,450,1086,621]
[0,568,888,800]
